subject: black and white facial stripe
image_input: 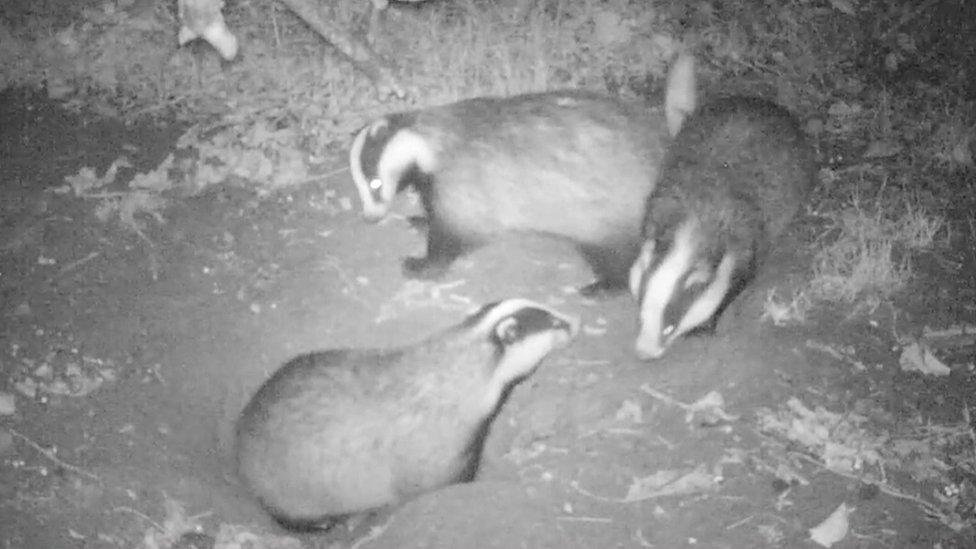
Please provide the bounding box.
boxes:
[630,95,815,359]
[348,113,434,222]
[462,299,579,411]
[630,218,740,359]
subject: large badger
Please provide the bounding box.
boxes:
[348,55,696,295]
[235,299,577,529]
[630,96,816,359]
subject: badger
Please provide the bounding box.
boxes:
[177,0,239,61]
[629,96,816,359]
[235,298,578,529]
[348,54,696,295]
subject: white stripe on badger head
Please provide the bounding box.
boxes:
[354,127,436,223]
[634,218,699,360]
[664,53,697,137]
[379,128,436,186]
[671,251,736,341]
[349,122,386,221]
[629,240,655,298]
[350,118,409,222]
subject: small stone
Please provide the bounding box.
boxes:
[0,392,16,416]
[0,428,13,456]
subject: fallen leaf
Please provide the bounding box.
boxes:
[828,0,857,15]
[862,139,902,158]
[899,341,951,376]
[809,502,852,547]
[623,465,716,502]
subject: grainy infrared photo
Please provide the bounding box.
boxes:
[0,0,974,547]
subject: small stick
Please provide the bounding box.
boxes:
[964,403,976,466]
[5,427,99,481]
[555,516,613,523]
[788,448,941,516]
[49,251,101,283]
[113,506,166,532]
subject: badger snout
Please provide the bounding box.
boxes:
[634,337,665,360]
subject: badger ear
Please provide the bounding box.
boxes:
[629,240,655,297]
[665,53,696,137]
[493,316,522,346]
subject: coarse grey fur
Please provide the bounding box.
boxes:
[235,299,577,529]
[631,96,816,359]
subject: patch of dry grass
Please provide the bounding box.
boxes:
[807,190,944,306]
[376,0,681,102]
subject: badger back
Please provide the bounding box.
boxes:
[659,97,815,243]
[422,92,672,245]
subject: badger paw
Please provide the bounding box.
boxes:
[401,256,450,280]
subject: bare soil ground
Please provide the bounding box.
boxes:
[1,88,974,549]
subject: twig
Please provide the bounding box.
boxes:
[725,514,755,530]
[5,427,100,482]
[49,251,100,283]
[568,480,619,503]
[271,2,282,48]
[320,165,351,180]
[964,403,976,465]
[555,516,613,523]
[75,192,131,199]
[113,506,166,532]
[634,527,654,548]
[130,228,161,282]
[349,516,393,549]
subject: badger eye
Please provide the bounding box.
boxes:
[662,324,675,337]
[369,178,383,191]
[495,317,521,345]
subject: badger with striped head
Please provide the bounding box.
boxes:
[348,55,696,295]
[629,96,815,359]
[235,298,578,529]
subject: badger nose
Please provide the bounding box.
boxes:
[634,340,664,361]
[360,205,387,223]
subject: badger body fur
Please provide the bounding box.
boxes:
[630,96,816,359]
[349,55,696,294]
[235,299,577,529]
